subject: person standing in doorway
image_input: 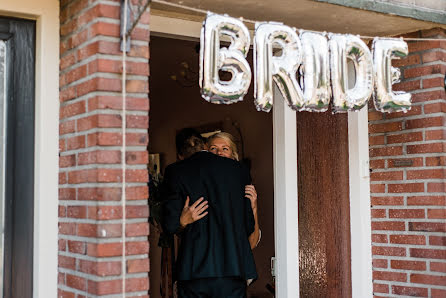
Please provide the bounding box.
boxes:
[162,128,257,298]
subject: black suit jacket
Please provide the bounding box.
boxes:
[162,151,257,281]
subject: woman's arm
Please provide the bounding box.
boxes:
[245,185,261,249]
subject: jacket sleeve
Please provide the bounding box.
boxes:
[243,166,255,236]
[161,165,185,235]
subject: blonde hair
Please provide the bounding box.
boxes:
[207,132,239,161]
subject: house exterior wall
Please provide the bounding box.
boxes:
[369,28,446,297]
[58,0,150,296]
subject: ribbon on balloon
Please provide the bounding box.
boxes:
[199,13,412,113]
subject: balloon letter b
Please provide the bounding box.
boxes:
[199,13,252,104]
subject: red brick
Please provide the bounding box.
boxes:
[126,222,149,237]
[406,116,445,129]
[93,206,122,220]
[428,209,446,219]
[66,135,86,151]
[372,221,405,231]
[60,120,76,135]
[67,206,87,218]
[427,183,446,193]
[78,150,121,165]
[392,285,428,297]
[127,258,149,273]
[390,234,426,245]
[59,222,76,235]
[404,64,446,79]
[426,129,446,141]
[66,274,86,291]
[372,259,388,268]
[90,22,120,38]
[78,187,121,201]
[77,223,97,237]
[126,151,148,165]
[88,96,149,111]
[426,156,446,166]
[60,52,76,70]
[410,248,446,259]
[409,222,446,232]
[370,159,385,169]
[62,65,87,85]
[59,172,67,184]
[369,122,402,133]
[60,155,76,168]
[429,236,446,246]
[388,183,424,193]
[58,289,74,298]
[126,205,149,218]
[370,146,403,157]
[59,205,66,217]
[392,54,421,67]
[368,111,384,121]
[423,77,445,89]
[87,242,122,257]
[391,260,426,271]
[372,246,406,256]
[373,283,388,293]
[412,90,445,103]
[424,102,446,114]
[410,273,446,286]
[126,186,148,200]
[385,105,422,119]
[432,289,446,298]
[386,132,423,144]
[68,169,97,184]
[431,262,446,273]
[79,260,121,277]
[393,79,421,91]
[389,209,425,219]
[408,196,446,206]
[372,234,388,243]
[371,196,404,206]
[370,171,403,181]
[422,50,446,63]
[87,279,121,295]
[59,239,66,251]
[126,241,149,255]
[369,135,385,146]
[59,188,76,201]
[68,240,86,255]
[373,270,407,282]
[408,143,445,154]
[371,209,386,218]
[370,184,386,193]
[59,255,76,270]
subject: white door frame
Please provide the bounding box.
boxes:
[150,14,372,298]
[1,0,60,297]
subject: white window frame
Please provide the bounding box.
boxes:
[0,1,59,297]
[150,14,373,298]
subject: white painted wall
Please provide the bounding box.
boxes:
[0,1,59,297]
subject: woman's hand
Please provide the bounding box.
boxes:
[179,196,209,228]
[245,185,257,211]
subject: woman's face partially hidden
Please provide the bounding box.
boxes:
[209,138,233,159]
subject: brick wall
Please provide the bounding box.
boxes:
[58,0,150,296]
[369,28,446,297]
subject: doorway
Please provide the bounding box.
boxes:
[0,16,35,298]
[148,36,276,297]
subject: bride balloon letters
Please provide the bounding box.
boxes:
[199,13,412,113]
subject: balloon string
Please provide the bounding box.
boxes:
[151,0,446,42]
[121,0,128,296]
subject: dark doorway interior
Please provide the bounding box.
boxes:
[0,16,35,298]
[148,36,275,298]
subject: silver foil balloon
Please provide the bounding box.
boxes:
[299,30,331,112]
[329,34,374,113]
[372,38,412,113]
[254,22,303,112]
[199,13,252,104]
